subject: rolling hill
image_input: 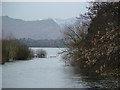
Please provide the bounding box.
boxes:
[2,16,61,40]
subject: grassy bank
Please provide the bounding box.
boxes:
[2,39,34,64]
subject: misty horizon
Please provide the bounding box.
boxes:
[2,2,89,41]
[2,2,89,21]
[2,15,77,21]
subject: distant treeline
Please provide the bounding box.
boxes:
[19,38,65,48]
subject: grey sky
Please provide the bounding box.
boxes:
[2,2,89,20]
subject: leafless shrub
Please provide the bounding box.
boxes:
[36,49,47,58]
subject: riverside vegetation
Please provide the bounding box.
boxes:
[1,2,120,88]
[36,49,47,58]
[62,2,120,79]
[2,39,34,64]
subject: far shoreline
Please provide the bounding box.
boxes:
[29,46,66,48]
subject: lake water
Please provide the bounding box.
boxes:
[2,48,88,88]
[2,48,119,88]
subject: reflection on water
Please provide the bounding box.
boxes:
[72,67,119,88]
[2,48,119,88]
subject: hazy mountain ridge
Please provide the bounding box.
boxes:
[54,17,77,27]
[19,38,64,47]
[2,16,61,40]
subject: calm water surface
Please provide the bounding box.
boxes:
[2,48,88,88]
[2,48,118,88]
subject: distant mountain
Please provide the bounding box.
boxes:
[2,16,61,40]
[19,38,64,47]
[54,17,77,27]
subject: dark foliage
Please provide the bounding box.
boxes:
[2,39,34,64]
[63,2,120,77]
[36,49,47,58]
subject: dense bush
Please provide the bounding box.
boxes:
[63,2,120,77]
[2,39,34,64]
[36,49,47,58]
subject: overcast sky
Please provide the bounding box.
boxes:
[2,2,89,20]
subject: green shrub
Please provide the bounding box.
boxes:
[2,39,34,64]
